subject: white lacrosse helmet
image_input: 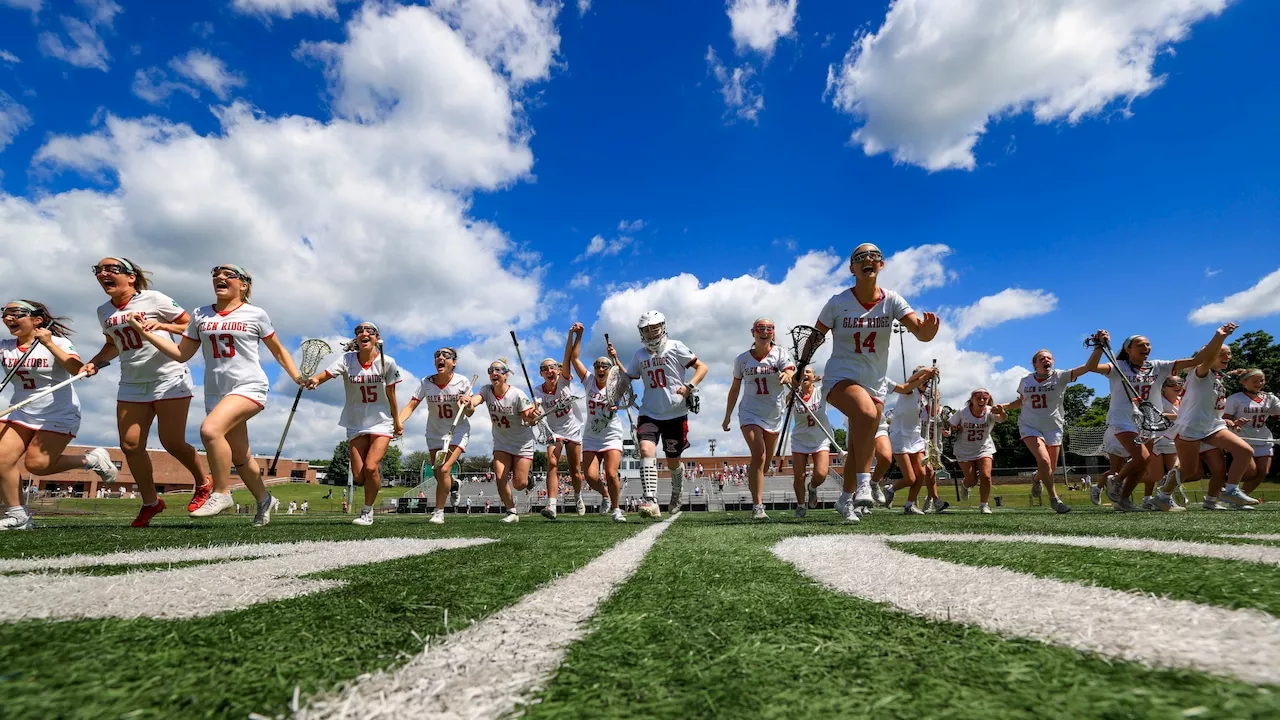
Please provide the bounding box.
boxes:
[637,310,667,353]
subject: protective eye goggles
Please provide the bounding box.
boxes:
[354,325,379,336]
[2,308,33,319]
[539,364,560,372]
[593,361,612,369]
[211,265,250,282]
[91,263,131,276]
[487,367,507,375]
[434,350,456,360]
[851,251,883,264]
[753,324,775,333]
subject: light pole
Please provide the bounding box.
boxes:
[892,320,909,379]
[708,439,716,457]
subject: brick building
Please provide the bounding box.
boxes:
[26,445,317,498]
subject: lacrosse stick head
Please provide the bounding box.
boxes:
[1137,402,1173,433]
[685,385,701,414]
[789,325,826,364]
[299,339,333,376]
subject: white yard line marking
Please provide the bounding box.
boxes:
[0,538,493,621]
[881,532,1280,566]
[299,514,680,720]
[1222,534,1280,542]
[774,533,1280,685]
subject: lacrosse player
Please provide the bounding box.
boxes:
[789,368,832,518]
[1,301,117,530]
[81,257,210,528]
[625,311,709,519]
[464,358,539,524]
[1144,376,1186,511]
[1172,323,1257,509]
[573,330,625,522]
[306,322,402,527]
[1000,347,1100,514]
[534,324,588,518]
[870,407,894,507]
[722,318,795,520]
[810,244,940,522]
[127,265,304,526]
[949,388,1006,514]
[399,347,472,525]
[1225,368,1280,496]
[886,366,941,515]
[1085,329,1215,512]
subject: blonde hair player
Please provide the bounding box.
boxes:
[463,358,539,523]
[399,346,473,525]
[127,264,304,526]
[1000,347,1098,514]
[82,257,211,528]
[0,301,117,530]
[807,244,940,521]
[1143,375,1186,511]
[306,322,402,527]
[789,368,829,518]
[625,311,709,519]
[1224,368,1280,497]
[571,327,624,522]
[880,366,940,514]
[1084,330,1203,512]
[1171,323,1258,509]
[723,318,795,520]
[948,388,1007,514]
[534,325,589,519]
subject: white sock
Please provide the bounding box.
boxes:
[753,503,763,511]
[839,491,852,504]
[856,472,871,486]
[1225,483,1238,492]
[5,506,28,519]
[550,497,558,508]
[640,457,658,500]
[980,502,989,508]
[362,504,373,513]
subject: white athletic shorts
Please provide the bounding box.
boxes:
[1151,435,1176,456]
[739,409,784,435]
[2,408,81,437]
[875,416,889,439]
[1251,441,1274,458]
[1173,419,1228,444]
[1019,423,1063,447]
[583,435,624,453]
[891,432,925,456]
[428,426,470,453]
[1104,427,1155,458]
[792,438,830,455]
[206,384,269,411]
[118,369,194,404]
[826,373,889,405]
[955,449,994,463]
[494,438,536,459]
[347,420,394,441]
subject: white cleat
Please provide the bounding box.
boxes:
[1221,487,1261,507]
[834,495,860,523]
[1150,495,1186,512]
[541,505,558,520]
[903,503,925,516]
[1202,498,1229,511]
[806,485,820,510]
[252,494,278,527]
[501,511,520,524]
[428,509,445,525]
[751,506,769,521]
[854,480,873,508]
[86,447,118,484]
[611,508,627,523]
[881,483,896,509]
[575,496,586,516]
[353,509,375,526]
[1090,484,1102,506]
[190,491,234,518]
[794,506,807,519]
[638,500,661,519]
[979,503,993,515]
[0,512,34,530]
[871,482,885,507]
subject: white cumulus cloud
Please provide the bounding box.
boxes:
[231,0,344,20]
[0,91,32,152]
[131,67,198,105]
[706,47,764,124]
[951,288,1059,340]
[38,0,121,71]
[170,50,247,100]
[0,49,20,63]
[1188,267,1280,325]
[727,0,797,57]
[825,0,1232,171]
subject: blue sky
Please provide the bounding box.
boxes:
[1,0,1278,459]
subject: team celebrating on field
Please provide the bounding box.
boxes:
[0,245,1275,530]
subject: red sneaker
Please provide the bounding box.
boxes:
[131,498,166,528]
[188,477,213,513]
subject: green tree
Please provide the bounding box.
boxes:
[461,455,492,474]
[380,444,403,477]
[992,408,1032,468]
[1227,330,1280,441]
[1076,395,1110,428]
[327,440,350,484]
[832,427,847,453]
[532,450,548,471]
[404,451,432,477]
[1063,384,1095,427]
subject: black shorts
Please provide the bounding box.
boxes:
[637,415,690,458]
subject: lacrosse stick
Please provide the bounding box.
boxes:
[0,342,39,396]
[434,374,480,470]
[0,362,109,418]
[269,338,332,476]
[377,340,400,445]
[600,333,640,450]
[1085,334,1171,435]
[509,331,554,445]
[773,325,827,460]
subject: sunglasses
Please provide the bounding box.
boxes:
[354,326,378,336]
[487,367,506,374]
[540,365,559,372]
[434,350,456,360]
[91,263,130,275]
[852,251,883,264]
[211,269,244,281]
[593,362,612,369]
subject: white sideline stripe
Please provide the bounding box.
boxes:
[774,534,1280,685]
[0,539,388,573]
[1223,534,1280,542]
[881,532,1280,567]
[0,538,493,621]
[298,514,680,720]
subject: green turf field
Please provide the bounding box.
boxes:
[2,505,1279,719]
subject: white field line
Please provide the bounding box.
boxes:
[1222,534,1280,542]
[298,514,680,720]
[0,538,493,622]
[0,540,393,573]
[774,533,1280,686]
[881,532,1280,567]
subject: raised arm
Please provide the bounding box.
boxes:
[126,313,200,364]
[1082,330,1110,376]
[1183,322,1238,377]
[566,322,588,382]
[899,311,941,342]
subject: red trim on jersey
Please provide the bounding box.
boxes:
[111,292,136,310]
[749,344,774,362]
[0,419,76,438]
[118,395,194,405]
[261,332,276,341]
[226,392,265,409]
[851,288,885,311]
[214,303,246,317]
[684,356,698,369]
[359,359,373,370]
[172,312,190,325]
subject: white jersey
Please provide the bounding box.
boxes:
[888,389,925,442]
[182,304,275,400]
[818,288,913,403]
[1104,359,1176,430]
[1224,391,1279,442]
[733,344,795,429]
[96,290,190,384]
[583,374,625,451]
[412,373,474,444]
[0,337,81,419]
[534,375,584,442]
[950,406,997,461]
[1016,369,1072,434]
[790,384,831,452]
[324,351,402,432]
[627,339,698,421]
[1172,369,1227,441]
[479,384,535,450]
[1152,394,1179,454]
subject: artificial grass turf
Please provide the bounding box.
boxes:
[0,515,641,719]
[527,510,1280,720]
